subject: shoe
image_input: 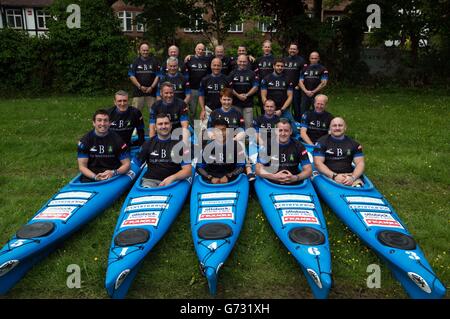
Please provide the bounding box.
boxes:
[247,173,256,182]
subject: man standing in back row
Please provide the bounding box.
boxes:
[283,43,305,122]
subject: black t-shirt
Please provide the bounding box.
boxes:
[137,136,190,180]
[260,73,294,110]
[300,110,334,144]
[199,74,230,110]
[300,63,329,91]
[314,135,364,173]
[228,68,259,108]
[184,55,211,89]
[107,106,144,145]
[253,114,280,141]
[196,140,246,178]
[283,55,306,86]
[150,98,189,130]
[128,56,161,97]
[258,138,310,175]
[77,130,129,174]
[207,108,245,130]
[253,54,274,82]
[157,72,191,101]
[217,55,233,75]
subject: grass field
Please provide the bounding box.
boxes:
[0,87,448,299]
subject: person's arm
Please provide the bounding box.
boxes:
[246,84,259,97]
[300,127,314,145]
[159,164,192,186]
[342,156,365,186]
[298,78,308,94]
[95,158,131,181]
[146,76,160,94]
[260,89,267,105]
[281,89,293,112]
[313,155,335,179]
[255,163,291,183]
[280,164,312,184]
[78,157,97,181]
[149,124,155,138]
[312,79,327,94]
[130,76,147,94]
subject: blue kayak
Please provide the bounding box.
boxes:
[190,173,249,295]
[311,173,446,299]
[105,166,192,298]
[0,161,141,295]
[254,176,332,299]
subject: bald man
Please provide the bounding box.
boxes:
[313,117,365,187]
[300,94,334,145]
[161,45,183,75]
[298,51,329,116]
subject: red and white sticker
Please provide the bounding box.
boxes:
[273,194,311,202]
[48,199,87,206]
[34,206,77,221]
[275,202,315,209]
[199,206,234,221]
[55,191,92,199]
[200,192,237,200]
[130,196,168,204]
[281,209,319,225]
[125,203,169,212]
[360,212,404,229]
[121,211,160,227]
[345,196,384,205]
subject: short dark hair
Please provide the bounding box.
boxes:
[274,57,284,65]
[92,109,109,121]
[138,41,150,50]
[277,118,292,128]
[155,113,171,121]
[220,87,233,98]
[212,118,228,128]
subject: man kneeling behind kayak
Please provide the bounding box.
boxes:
[136,113,192,188]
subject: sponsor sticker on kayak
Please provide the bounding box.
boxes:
[201,199,235,206]
[273,194,312,202]
[275,202,315,209]
[281,209,319,225]
[48,199,88,206]
[360,212,404,229]
[349,204,390,212]
[200,192,237,200]
[345,196,384,205]
[55,191,93,199]
[199,206,234,221]
[34,206,77,221]
[131,196,168,204]
[121,211,160,227]
[125,203,169,212]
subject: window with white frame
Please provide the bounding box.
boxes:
[259,16,277,32]
[36,9,51,30]
[228,23,243,33]
[6,9,23,29]
[117,11,133,32]
[135,13,145,32]
[326,15,341,25]
[184,15,202,32]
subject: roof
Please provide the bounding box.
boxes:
[0,0,53,7]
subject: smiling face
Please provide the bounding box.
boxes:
[139,44,150,58]
[329,117,347,138]
[237,54,248,70]
[220,95,233,111]
[276,121,292,144]
[114,94,128,110]
[168,45,179,57]
[215,45,224,59]
[314,95,328,113]
[93,113,110,136]
[263,41,272,55]
[263,100,276,116]
[167,60,178,75]
[211,58,222,75]
[309,52,320,64]
[155,116,172,139]
[237,46,247,55]
[195,43,206,56]
[288,44,299,56]
[161,85,174,104]
[274,61,284,74]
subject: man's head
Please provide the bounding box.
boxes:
[160,82,175,104]
[214,45,225,59]
[139,41,150,58]
[314,94,328,113]
[237,45,247,56]
[309,51,320,64]
[263,99,276,116]
[237,54,248,70]
[262,40,272,55]
[329,117,347,138]
[274,58,284,74]
[166,57,179,75]
[114,90,129,110]
[276,119,292,144]
[212,118,229,142]
[220,88,233,110]
[288,43,299,57]
[195,43,206,56]
[168,45,179,57]
[155,113,172,139]
[211,57,222,75]
[92,109,110,136]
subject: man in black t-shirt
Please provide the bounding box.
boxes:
[300,94,333,145]
[77,110,130,183]
[107,90,145,147]
[283,43,306,121]
[157,57,191,105]
[137,114,192,188]
[313,117,365,187]
[256,118,312,185]
[128,41,161,113]
[253,99,280,150]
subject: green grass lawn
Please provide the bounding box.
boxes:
[0,88,448,299]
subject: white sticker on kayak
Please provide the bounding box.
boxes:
[345,196,384,205]
[281,210,319,225]
[199,206,234,221]
[200,193,237,200]
[360,212,404,229]
[275,202,315,209]
[408,272,431,294]
[34,206,77,221]
[125,203,169,212]
[121,211,160,227]
[201,199,235,206]
[48,199,87,206]
[131,196,168,204]
[273,194,312,202]
[349,204,390,212]
[55,191,92,199]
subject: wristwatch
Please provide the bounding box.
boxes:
[332,173,338,180]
